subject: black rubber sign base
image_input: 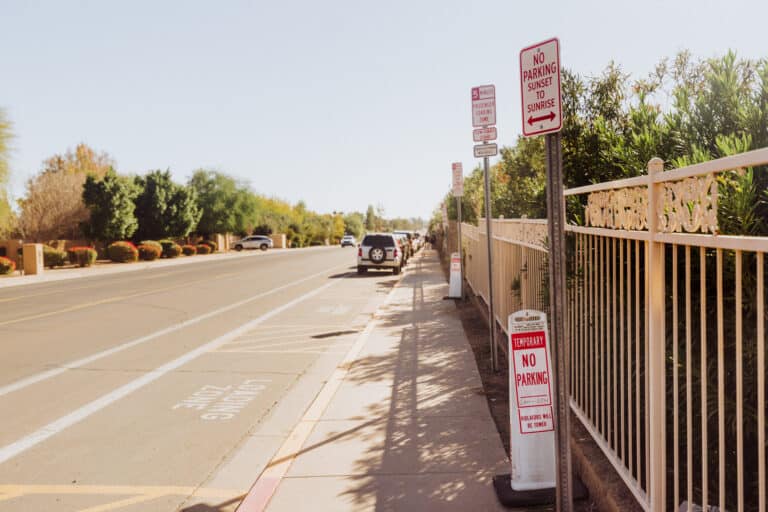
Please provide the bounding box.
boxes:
[492,474,589,508]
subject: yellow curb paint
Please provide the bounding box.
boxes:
[77,494,164,512]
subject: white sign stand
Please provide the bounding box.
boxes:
[448,252,462,298]
[508,310,556,490]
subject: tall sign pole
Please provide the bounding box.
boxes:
[452,162,465,298]
[520,37,571,511]
[472,84,499,371]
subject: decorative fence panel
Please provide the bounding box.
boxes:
[460,148,768,512]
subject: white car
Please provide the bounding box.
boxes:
[233,235,273,251]
[357,233,403,275]
[340,235,356,247]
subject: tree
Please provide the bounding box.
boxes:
[365,205,376,231]
[134,170,201,240]
[342,212,365,238]
[0,109,14,237]
[18,143,118,240]
[81,169,139,242]
[189,170,258,235]
[18,172,89,241]
[42,143,114,177]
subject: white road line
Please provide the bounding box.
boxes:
[0,264,347,399]
[0,279,341,466]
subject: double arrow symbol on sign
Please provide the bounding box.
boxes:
[527,111,556,125]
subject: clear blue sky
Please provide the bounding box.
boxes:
[1,0,765,219]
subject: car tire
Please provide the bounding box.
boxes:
[392,265,401,275]
[357,266,367,275]
[260,244,268,251]
[235,244,243,251]
[369,246,386,264]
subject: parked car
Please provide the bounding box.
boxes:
[393,232,413,262]
[393,233,411,265]
[234,235,274,251]
[357,233,402,275]
[341,235,357,247]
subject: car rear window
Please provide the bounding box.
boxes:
[362,235,395,247]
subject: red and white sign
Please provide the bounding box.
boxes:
[519,38,562,137]
[451,162,463,197]
[507,309,556,490]
[510,315,554,434]
[450,254,461,272]
[473,127,497,142]
[471,85,496,127]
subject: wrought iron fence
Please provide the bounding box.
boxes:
[460,148,768,511]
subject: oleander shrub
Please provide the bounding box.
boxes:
[43,245,67,268]
[67,246,97,267]
[0,256,15,275]
[182,244,197,256]
[200,240,217,252]
[107,241,139,263]
[160,240,182,258]
[196,243,212,255]
[137,243,162,261]
[139,240,163,253]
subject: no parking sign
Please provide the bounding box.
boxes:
[507,310,555,490]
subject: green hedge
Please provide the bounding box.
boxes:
[0,256,15,275]
[107,241,138,263]
[160,240,182,258]
[138,244,161,261]
[67,246,97,267]
[43,245,67,268]
[200,240,217,252]
[139,240,162,253]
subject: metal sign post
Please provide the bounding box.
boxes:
[519,37,572,511]
[471,84,499,372]
[451,163,465,299]
[482,150,498,371]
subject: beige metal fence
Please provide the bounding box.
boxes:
[461,148,768,511]
[462,219,548,337]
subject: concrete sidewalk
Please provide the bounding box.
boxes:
[246,249,508,511]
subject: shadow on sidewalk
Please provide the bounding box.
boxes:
[318,252,507,510]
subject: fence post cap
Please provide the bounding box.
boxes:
[647,157,664,174]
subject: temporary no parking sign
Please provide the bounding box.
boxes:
[519,38,562,137]
[509,311,554,434]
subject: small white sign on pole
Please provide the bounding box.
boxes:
[473,127,497,142]
[508,310,556,491]
[452,162,464,197]
[448,252,462,298]
[471,85,496,127]
[473,143,498,158]
[519,38,562,137]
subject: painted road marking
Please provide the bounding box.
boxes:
[172,379,271,421]
[0,274,216,328]
[0,484,241,510]
[236,274,402,512]
[0,279,342,465]
[0,264,345,399]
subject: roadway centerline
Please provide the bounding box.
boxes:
[0,263,346,399]
[0,276,343,466]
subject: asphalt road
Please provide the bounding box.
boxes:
[0,247,400,511]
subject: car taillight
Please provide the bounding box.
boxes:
[358,247,362,257]
[394,248,398,258]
